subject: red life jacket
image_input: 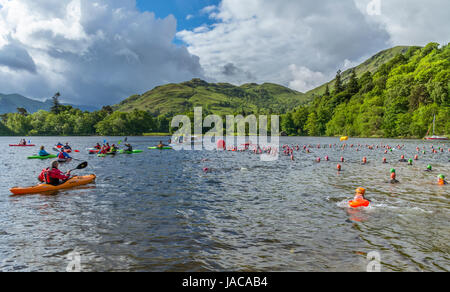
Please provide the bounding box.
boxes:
[38,168,51,183]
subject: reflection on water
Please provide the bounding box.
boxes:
[0,137,448,271]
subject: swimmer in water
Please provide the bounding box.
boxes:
[354,188,369,201]
[425,165,433,172]
[349,187,371,208]
[390,169,399,184]
[438,175,447,185]
[399,155,408,162]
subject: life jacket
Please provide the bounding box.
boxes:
[38,168,51,184]
[58,152,66,159]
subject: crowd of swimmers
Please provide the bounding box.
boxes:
[216,141,448,207]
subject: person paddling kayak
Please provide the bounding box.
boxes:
[124,143,133,152]
[63,143,72,151]
[38,161,71,186]
[39,146,50,157]
[58,148,72,162]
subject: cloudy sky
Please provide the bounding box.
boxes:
[0,0,448,106]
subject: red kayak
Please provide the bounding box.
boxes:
[9,144,35,147]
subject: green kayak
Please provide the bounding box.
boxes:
[28,155,57,160]
[118,150,143,154]
[148,146,173,150]
[98,152,117,157]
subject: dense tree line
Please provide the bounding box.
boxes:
[0,104,172,136]
[280,43,449,138]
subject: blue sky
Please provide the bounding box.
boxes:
[136,0,220,32]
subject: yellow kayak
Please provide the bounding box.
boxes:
[10,175,96,195]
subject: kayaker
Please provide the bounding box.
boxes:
[125,143,133,152]
[63,143,72,151]
[105,143,111,152]
[94,143,101,150]
[39,146,50,157]
[20,139,27,145]
[58,149,72,162]
[99,146,108,154]
[157,141,167,149]
[110,144,118,154]
[47,161,71,186]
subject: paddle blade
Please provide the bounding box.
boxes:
[76,162,88,170]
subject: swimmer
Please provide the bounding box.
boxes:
[349,187,370,208]
[399,155,408,162]
[425,165,433,172]
[390,171,399,184]
[438,175,447,185]
[408,159,413,165]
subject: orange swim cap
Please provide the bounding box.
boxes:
[356,187,366,195]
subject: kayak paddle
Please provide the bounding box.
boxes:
[70,162,88,172]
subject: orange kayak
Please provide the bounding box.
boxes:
[10,175,96,195]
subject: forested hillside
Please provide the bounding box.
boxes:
[281,43,449,138]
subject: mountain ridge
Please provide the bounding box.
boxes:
[0,93,99,114]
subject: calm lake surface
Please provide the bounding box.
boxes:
[0,136,448,272]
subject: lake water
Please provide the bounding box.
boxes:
[0,136,448,272]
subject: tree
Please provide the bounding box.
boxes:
[50,92,62,114]
[334,70,343,94]
[347,70,359,95]
[324,84,330,97]
[17,107,28,116]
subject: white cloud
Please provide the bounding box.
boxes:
[0,0,204,106]
[179,0,449,92]
[354,0,450,46]
[200,5,217,15]
[288,65,328,93]
[178,0,391,92]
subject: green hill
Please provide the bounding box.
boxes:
[305,46,417,99]
[114,78,308,116]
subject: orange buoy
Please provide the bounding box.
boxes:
[349,199,370,208]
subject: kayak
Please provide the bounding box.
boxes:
[9,144,35,147]
[89,149,100,154]
[28,155,57,160]
[119,150,143,154]
[148,146,173,150]
[98,152,117,157]
[10,175,96,195]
